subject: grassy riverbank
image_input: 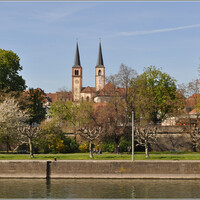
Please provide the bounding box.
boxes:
[1,152,200,160]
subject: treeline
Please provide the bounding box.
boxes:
[0,48,198,158]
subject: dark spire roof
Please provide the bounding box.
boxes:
[74,42,81,66]
[96,41,104,67]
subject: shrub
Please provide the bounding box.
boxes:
[119,137,131,152]
[102,137,115,152]
[79,143,89,153]
[64,137,79,153]
[102,142,115,152]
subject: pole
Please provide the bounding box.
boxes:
[132,110,134,161]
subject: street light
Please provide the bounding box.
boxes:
[132,110,134,161]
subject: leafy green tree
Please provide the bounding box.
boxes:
[39,119,64,153]
[18,88,47,125]
[0,49,26,92]
[75,101,95,127]
[132,66,184,124]
[48,100,73,122]
[26,88,46,125]
[39,119,79,153]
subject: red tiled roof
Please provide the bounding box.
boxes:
[81,86,96,93]
[97,82,125,96]
[56,91,72,100]
[46,93,57,102]
[46,91,72,102]
[186,94,200,107]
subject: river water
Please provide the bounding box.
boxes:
[0,179,200,199]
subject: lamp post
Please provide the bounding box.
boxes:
[132,110,134,161]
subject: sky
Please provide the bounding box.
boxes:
[0,1,200,93]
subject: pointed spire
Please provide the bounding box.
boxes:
[96,40,104,67]
[74,42,81,66]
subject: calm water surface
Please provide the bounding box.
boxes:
[0,179,200,198]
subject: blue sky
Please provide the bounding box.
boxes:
[1,1,200,93]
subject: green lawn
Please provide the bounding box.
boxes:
[1,152,200,160]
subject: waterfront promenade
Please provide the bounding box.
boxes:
[1,160,200,179]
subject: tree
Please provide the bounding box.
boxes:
[78,127,102,158]
[188,124,200,152]
[106,64,137,119]
[95,96,128,152]
[0,49,26,93]
[133,66,184,124]
[49,100,101,157]
[135,126,157,158]
[40,119,65,153]
[17,88,47,125]
[0,97,29,152]
[39,119,79,154]
[48,100,73,122]
[101,64,138,151]
[72,101,103,157]
[48,99,75,137]
[18,124,40,157]
[25,88,47,125]
[106,64,137,89]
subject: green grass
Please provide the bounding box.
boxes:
[1,152,200,160]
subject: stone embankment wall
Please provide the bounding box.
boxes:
[152,126,193,152]
[0,160,47,178]
[1,160,200,179]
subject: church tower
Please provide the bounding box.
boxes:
[95,41,105,91]
[72,42,82,101]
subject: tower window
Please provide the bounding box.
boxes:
[75,70,79,76]
[98,70,101,76]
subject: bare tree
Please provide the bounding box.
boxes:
[78,127,102,158]
[106,64,137,88]
[18,124,40,158]
[101,64,138,149]
[186,124,200,152]
[106,63,137,113]
[135,126,157,158]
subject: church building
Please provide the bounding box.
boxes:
[47,42,117,104]
[72,42,107,102]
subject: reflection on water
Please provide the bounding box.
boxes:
[0,179,200,198]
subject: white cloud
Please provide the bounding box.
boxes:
[118,24,200,37]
